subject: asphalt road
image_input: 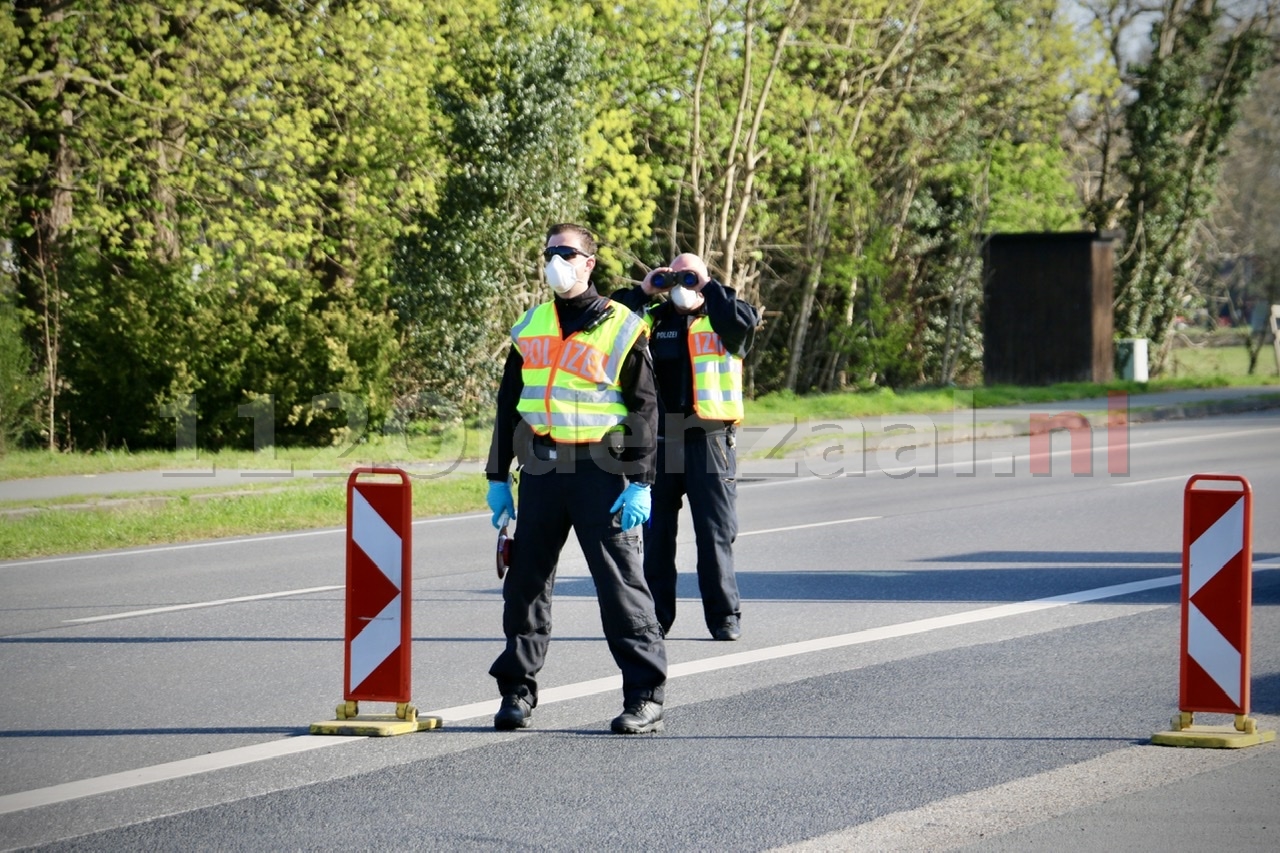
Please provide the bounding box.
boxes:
[1,409,1279,850]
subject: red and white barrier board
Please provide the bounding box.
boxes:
[1152,474,1272,747]
[344,467,412,703]
[311,467,441,735]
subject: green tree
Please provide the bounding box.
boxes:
[1,1,452,449]
[1212,60,1280,373]
[570,0,682,285]
[393,0,594,418]
[1113,1,1272,372]
[0,290,40,453]
[193,0,446,447]
[760,0,1090,392]
[3,0,86,448]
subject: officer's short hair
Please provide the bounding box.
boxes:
[546,223,597,256]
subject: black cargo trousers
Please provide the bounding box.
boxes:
[644,427,741,635]
[489,444,667,708]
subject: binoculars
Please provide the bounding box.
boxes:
[651,270,699,289]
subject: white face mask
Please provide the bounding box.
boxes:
[544,255,579,294]
[670,284,702,311]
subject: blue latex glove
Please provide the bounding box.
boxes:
[487,479,515,529]
[609,482,651,531]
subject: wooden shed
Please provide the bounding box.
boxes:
[982,231,1119,385]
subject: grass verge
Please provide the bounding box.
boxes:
[0,475,486,562]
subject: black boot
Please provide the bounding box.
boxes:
[610,700,664,734]
[712,615,741,641]
[494,694,533,730]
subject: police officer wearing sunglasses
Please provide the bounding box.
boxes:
[484,223,667,735]
[613,253,759,642]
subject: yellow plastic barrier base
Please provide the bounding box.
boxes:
[1151,726,1275,748]
[310,700,443,737]
[310,714,443,737]
[1151,712,1276,749]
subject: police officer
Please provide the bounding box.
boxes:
[485,223,667,735]
[614,253,758,641]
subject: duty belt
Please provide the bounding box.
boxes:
[661,422,736,441]
[532,432,625,461]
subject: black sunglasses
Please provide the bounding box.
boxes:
[543,245,590,262]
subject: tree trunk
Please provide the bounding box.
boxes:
[13,0,76,450]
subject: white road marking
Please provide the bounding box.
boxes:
[1113,474,1193,488]
[62,586,344,624]
[739,516,881,536]
[660,575,1179,676]
[1,572,1195,815]
[1115,425,1280,449]
[0,735,362,815]
[40,515,880,624]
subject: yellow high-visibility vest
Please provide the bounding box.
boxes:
[687,315,744,422]
[643,311,745,423]
[512,302,646,443]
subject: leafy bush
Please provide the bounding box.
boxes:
[0,297,41,453]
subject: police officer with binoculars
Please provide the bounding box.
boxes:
[614,253,759,641]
